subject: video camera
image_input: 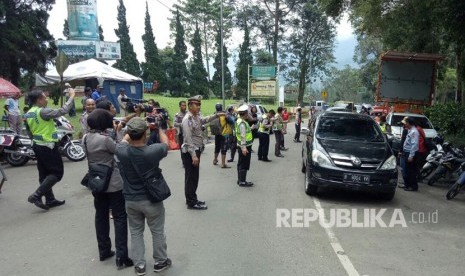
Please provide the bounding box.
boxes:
[121,97,152,113]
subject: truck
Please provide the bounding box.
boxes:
[375,51,443,114]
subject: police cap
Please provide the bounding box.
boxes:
[237,104,248,113]
[188,95,202,104]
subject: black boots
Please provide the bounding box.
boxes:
[27,192,49,210]
[28,175,65,210]
[237,170,253,187]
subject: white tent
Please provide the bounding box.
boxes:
[35,58,142,85]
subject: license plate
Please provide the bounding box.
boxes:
[343,173,370,184]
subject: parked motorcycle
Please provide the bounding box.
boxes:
[0,116,86,166]
[427,147,464,186]
[418,144,444,181]
[446,162,465,200]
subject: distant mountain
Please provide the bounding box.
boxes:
[333,37,358,69]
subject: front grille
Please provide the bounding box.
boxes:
[330,154,381,170]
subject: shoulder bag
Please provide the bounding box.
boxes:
[130,158,171,203]
[81,135,114,193]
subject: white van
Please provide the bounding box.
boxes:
[311,100,327,111]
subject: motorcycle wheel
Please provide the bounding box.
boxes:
[428,167,445,186]
[6,153,29,167]
[419,167,434,180]
[64,143,86,162]
[446,182,462,200]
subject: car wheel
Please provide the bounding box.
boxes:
[304,169,318,196]
[379,190,396,201]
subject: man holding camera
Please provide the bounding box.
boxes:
[181,95,225,210]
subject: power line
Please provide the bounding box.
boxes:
[149,0,174,10]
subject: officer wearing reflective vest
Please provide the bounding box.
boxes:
[23,89,75,210]
[235,104,254,187]
[257,110,275,162]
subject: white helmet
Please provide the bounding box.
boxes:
[237,104,249,112]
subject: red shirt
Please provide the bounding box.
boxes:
[416,126,426,153]
[282,111,289,121]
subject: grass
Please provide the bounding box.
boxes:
[0,96,279,134]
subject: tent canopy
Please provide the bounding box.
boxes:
[0,78,21,98]
[35,58,142,85]
[35,59,143,114]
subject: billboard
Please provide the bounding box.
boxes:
[67,0,99,41]
[250,80,276,97]
[56,40,121,60]
[56,40,97,59]
[96,41,121,59]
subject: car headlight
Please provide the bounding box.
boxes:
[380,155,396,170]
[312,149,332,167]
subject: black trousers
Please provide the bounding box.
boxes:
[257,132,270,160]
[294,124,301,141]
[181,150,201,206]
[404,151,418,190]
[93,190,129,259]
[238,146,252,171]
[32,144,64,198]
[274,130,283,156]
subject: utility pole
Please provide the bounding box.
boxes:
[220,0,225,107]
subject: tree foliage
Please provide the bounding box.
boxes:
[170,9,189,96]
[113,0,140,76]
[141,2,166,90]
[212,26,232,98]
[235,23,253,100]
[189,24,210,97]
[0,0,56,86]
[281,0,336,104]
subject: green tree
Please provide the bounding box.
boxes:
[254,49,274,65]
[63,19,69,39]
[159,46,175,93]
[113,0,140,76]
[171,9,189,96]
[212,26,232,98]
[0,0,56,85]
[235,22,253,100]
[189,24,210,97]
[281,0,335,104]
[141,2,166,91]
[175,0,233,81]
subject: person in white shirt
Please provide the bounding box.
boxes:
[117,88,127,116]
[5,93,22,135]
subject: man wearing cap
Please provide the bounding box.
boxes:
[23,88,75,210]
[236,104,254,186]
[116,117,172,274]
[117,88,127,116]
[92,85,103,102]
[181,95,224,210]
[257,109,275,162]
[402,117,420,191]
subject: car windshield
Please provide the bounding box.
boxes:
[316,116,384,141]
[392,115,433,129]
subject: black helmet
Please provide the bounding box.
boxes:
[433,135,444,145]
[215,103,223,112]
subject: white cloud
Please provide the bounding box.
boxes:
[336,13,354,41]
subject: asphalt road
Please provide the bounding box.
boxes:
[0,125,464,276]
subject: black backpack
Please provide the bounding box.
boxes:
[210,117,222,135]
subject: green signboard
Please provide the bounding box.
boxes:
[251,66,277,78]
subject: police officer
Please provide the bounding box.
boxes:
[24,89,75,210]
[257,110,275,162]
[236,104,254,187]
[181,95,225,210]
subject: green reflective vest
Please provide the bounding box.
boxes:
[25,106,58,143]
[258,114,268,133]
[379,123,387,133]
[235,118,253,146]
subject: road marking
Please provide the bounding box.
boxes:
[313,197,361,276]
